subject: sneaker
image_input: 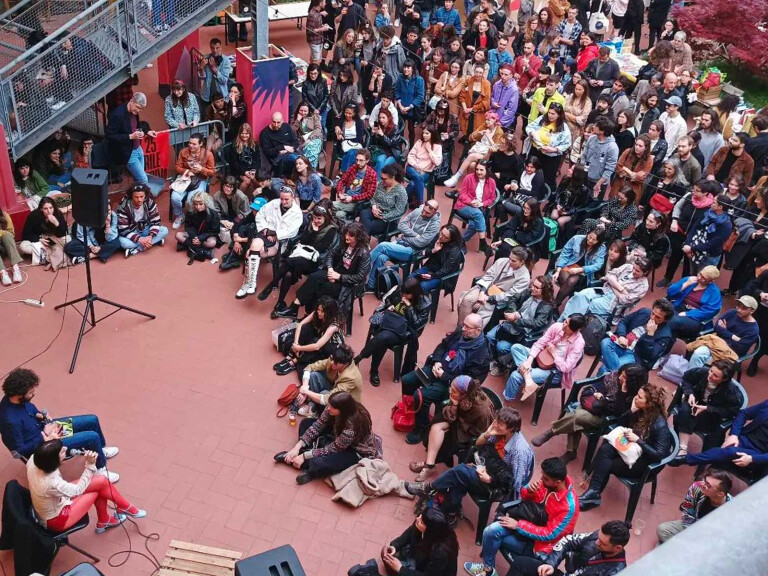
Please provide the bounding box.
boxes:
[95,513,127,534]
[0,271,10,286]
[488,360,504,377]
[464,562,496,576]
[297,404,318,418]
[95,468,120,483]
[159,239,165,246]
[102,446,119,459]
[71,256,86,265]
[124,248,139,258]
[405,431,422,445]
[443,173,460,188]
[414,466,437,482]
[12,268,22,283]
[402,481,432,498]
[116,505,146,519]
[172,215,184,230]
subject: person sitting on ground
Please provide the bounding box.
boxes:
[0,369,120,482]
[355,278,431,386]
[457,247,532,328]
[656,470,732,543]
[672,360,742,463]
[365,201,441,292]
[665,265,723,340]
[274,296,346,379]
[176,191,220,263]
[333,149,378,221]
[533,363,647,465]
[598,298,675,374]
[212,175,249,245]
[559,258,651,321]
[276,222,372,318]
[293,344,362,418]
[37,145,71,191]
[65,204,121,265]
[13,158,49,209]
[359,163,409,237]
[401,314,491,445]
[218,197,267,271]
[260,112,300,177]
[116,184,168,258]
[688,297,759,368]
[235,186,303,300]
[27,440,146,535]
[405,407,534,503]
[170,133,216,230]
[578,382,672,510]
[503,314,586,402]
[409,223,466,292]
[378,508,459,576]
[409,376,495,480]
[274,392,382,485]
[262,203,340,315]
[487,276,557,373]
[19,197,68,268]
[552,228,607,309]
[465,457,579,576]
[511,520,630,576]
[0,211,23,284]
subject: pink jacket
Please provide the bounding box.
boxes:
[455,173,496,211]
[407,140,443,173]
[529,322,585,390]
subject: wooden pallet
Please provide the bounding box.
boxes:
[158,540,243,576]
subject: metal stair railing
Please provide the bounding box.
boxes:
[0,0,235,161]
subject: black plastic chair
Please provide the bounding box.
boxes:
[446,188,501,235]
[345,283,366,336]
[363,323,426,383]
[29,499,101,573]
[482,225,547,269]
[427,252,465,324]
[530,355,584,426]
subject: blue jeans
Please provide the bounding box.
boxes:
[559,288,613,322]
[481,521,534,568]
[688,346,712,369]
[406,166,428,204]
[431,463,481,495]
[274,153,299,176]
[409,266,441,292]
[457,206,486,239]
[307,371,333,411]
[368,242,414,288]
[598,338,637,375]
[171,181,208,218]
[504,343,553,400]
[119,226,169,251]
[487,325,513,357]
[151,0,176,26]
[127,146,149,185]
[58,414,109,469]
[374,154,396,176]
[686,436,764,471]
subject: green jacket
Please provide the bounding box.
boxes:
[19,170,50,199]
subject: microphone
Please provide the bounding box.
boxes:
[67,448,85,457]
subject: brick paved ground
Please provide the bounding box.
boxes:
[0,17,760,576]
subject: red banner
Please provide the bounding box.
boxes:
[141,131,171,179]
[157,30,200,98]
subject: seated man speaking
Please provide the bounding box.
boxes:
[0,369,120,482]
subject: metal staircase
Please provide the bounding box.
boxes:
[0,0,235,160]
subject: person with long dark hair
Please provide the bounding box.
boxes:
[533,362,647,463]
[370,107,405,175]
[525,102,572,188]
[549,162,589,237]
[378,508,459,575]
[493,199,545,261]
[611,135,652,204]
[579,383,672,510]
[274,392,382,484]
[579,188,638,242]
[19,197,68,269]
[276,222,371,318]
[628,209,669,270]
[302,64,330,132]
[262,202,339,314]
[225,123,259,194]
[225,83,247,142]
[553,227,607,307]
[289,155,323,212]
[409,224,465,293]
[164,79,200,129]
[13,158,49,209]
[356,278,431,386]
[291,102,324,170]
[452,162,496,253]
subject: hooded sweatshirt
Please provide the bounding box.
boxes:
[378,37,406,83]
[582,134,619,182]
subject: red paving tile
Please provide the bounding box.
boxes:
[2,15,764,576]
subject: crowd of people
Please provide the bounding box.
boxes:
[4,0,768,574]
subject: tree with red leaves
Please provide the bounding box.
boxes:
[675,0,768,76]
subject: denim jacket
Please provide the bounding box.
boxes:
[556,234,607,285]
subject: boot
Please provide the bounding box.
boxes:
[747,354,761,377]
[219,249,242,271]
[479,238,492,256]
[235,254,260,299]
[195,248,213,262]
[531,428,555,447]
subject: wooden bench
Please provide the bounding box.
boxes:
[158,540,242,576]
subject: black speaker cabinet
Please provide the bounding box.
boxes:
[71,168,109,228]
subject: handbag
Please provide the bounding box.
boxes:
[588,0,609,34]
[536,348,556,370]
[722,229,739,253]
[272,320,297,349]
[658,354,690,385]
[649,193,675,214]
[341,139,363,153]
[427,94,442,110]
[289,243,319,262]
[276,383,301,417]
[579,385,607,415]
[391,389,423,432]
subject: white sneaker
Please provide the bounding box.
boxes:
[172,215,184,229]
[12,267,22,283]
[95,468,120,483]
[124,248,139,258]
[443,173,460,188]
[103,446,119,459]
[71,256,86,265]
[0,271,10,286]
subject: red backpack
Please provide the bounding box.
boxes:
[391,390,423,432]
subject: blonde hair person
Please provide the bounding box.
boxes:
[176,191,220,262]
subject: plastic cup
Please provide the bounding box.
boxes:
[633,519,646,536]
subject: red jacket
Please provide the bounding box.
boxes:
[516,476,580,554]
[576,44,599,72]
[512,54,542,92]
[336,165,378,202]
[455,173,497,211]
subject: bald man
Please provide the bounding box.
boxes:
[258,112,299,177]
[399,313,492,444]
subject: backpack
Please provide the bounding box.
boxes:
[375,265,402,300]
[582,313,608,357]
[391,389,423,432]
[542,217,558,259]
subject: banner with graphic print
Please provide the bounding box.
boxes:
[158,30,200,99]
[236,47,290,139]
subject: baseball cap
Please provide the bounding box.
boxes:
[250,197,268,211]
[736,295,758,311]
[665,95,683,107]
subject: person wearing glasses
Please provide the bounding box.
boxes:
[105,92,157,188]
